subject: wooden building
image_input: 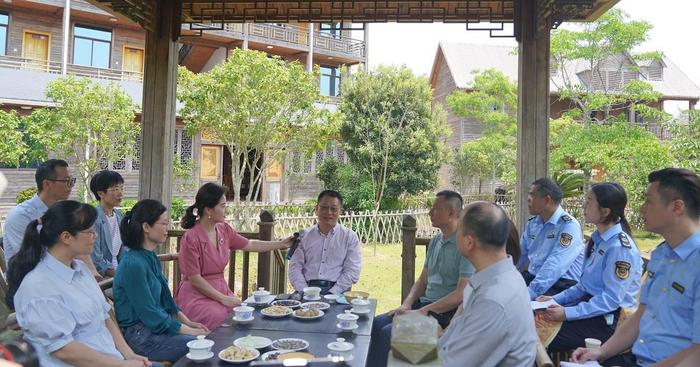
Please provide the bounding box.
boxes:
[430,42,700,194]
[0,0,367,211]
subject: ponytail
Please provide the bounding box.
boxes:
[5,201,97,310]
[181,204,198,230]
[183,183,227,229]
[6,220,43,309]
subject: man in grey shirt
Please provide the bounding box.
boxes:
[439,201,537,367]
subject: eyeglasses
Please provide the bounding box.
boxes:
[79,228,97,236]
[107,185,125,193]
[48,177,77,186]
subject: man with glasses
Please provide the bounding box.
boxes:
[90,170,126,279]
[288,190,361,295]
[3,160,99,278]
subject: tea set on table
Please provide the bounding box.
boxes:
[185,287,372,363]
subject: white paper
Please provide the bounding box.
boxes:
[530,299,558,310]
[560,361,602,367]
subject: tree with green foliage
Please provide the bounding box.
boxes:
[26,76,139,201]
[667,110,700,173]
[551,8,669,126]
[550,117,672,219]
[340,65,449,214]
[447,69,517,192]
[178,49,338,203]
[0,109,28,167]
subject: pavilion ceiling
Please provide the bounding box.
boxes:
[87,0,619,35]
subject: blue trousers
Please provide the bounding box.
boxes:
[122,323,195,362]
[366,300,456,367]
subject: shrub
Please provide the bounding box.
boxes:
[16,187,37,204]
[171,197,188,222]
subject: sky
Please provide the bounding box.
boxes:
[366,0,700,90]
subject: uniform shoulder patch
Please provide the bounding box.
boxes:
[561,215,572,222]
[615,261,631,280]
[560,233,573,247]
[619,233,631,248]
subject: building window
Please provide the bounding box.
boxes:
[73,24,111,68]
[320,66,341,97]
[319,22,341,38]
[0,12,8,56]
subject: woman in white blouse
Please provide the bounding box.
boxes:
[6,200,151,367]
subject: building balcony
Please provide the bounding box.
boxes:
[193,23,365,62]
[0,55,143,83]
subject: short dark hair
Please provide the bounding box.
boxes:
[648,168,700,220]
[460,201,510,249]
[436,190,463,212]
[120,199,167,250]
[317,190,343,206]
[35,159,69,192]
[532,177,563,204]
[89,170,124,200]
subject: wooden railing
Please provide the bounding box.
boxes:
[99,210,288,298]
[0,55,143,82]
[220,23,366,59]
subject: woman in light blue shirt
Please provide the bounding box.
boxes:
[6,200,151,367]
[538,183,643,357]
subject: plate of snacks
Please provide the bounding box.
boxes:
[299,301,331,310]
[261,305,293,318]
[271,300,302,309]
[233,335,272,349]
[271,338,310,352]
[218,346,260,364]
[261,349,294,361]
[293,307,324,320]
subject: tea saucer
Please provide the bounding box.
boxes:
[232,315,255,323]
[350,308,370,315]
[336,323,359,331]
[187,351,214,363]
[303,295,322,301]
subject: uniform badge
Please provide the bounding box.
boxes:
[672,282,685,294]
[546,232,555,239]
[560,233,573,247]
[598,249,605,255]
[561,215,572,222]
[529,234,536,240]
[615,261,631,280]
[619,233,631,248]
[647,271,654,278]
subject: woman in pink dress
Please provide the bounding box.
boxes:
[175,183,291,330]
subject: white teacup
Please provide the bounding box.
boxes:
[253,287,271,303]
[324,294,339,304]
[187,335,214,358]
[585,338,602,350]
[234,305,254,320]
[303,286,322,299]
[337,310,359,329]
[351,297,370,313]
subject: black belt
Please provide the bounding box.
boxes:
[308,279,335,287]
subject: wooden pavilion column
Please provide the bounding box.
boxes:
[139,0,181,206]
[516,0,551,228]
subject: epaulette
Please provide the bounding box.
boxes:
[528,216,536,221]
[619,232,631,248]
[561,214,572,223]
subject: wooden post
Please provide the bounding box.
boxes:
[138,0,180,206]
[516,0,551,228]
[401,214,417,303]
[257,210,274,292]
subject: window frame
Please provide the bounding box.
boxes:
[72,23,113,69]
[0,11,9,56]
[320,65,341,97]
[319,22,341,38]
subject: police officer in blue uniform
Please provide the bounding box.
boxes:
[537,183,643,353]
[572,168,700,367]
[517,177,584,300]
